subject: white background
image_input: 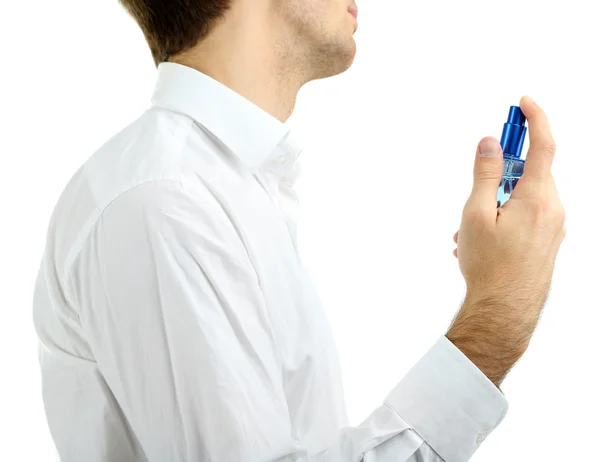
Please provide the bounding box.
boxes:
[1,0,598,460]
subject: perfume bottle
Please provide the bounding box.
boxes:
[497,106,527,207]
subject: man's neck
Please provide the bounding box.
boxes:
[170,12,305,123]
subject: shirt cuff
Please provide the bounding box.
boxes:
[383,335,509,462]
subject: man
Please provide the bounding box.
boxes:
[32,0,566,461]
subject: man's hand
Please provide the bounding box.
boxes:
[447,96,566,387]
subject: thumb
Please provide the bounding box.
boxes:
[468,137,504,212]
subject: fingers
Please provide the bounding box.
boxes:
[453,231,458,258]
[518,96,556,184]
[465,137,504,223]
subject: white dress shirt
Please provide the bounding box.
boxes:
[33,62,508,462]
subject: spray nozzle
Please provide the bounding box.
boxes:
[500,106,527,158]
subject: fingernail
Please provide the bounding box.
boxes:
[479,138,500,157]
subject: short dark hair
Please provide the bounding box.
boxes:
[118,0,231,67]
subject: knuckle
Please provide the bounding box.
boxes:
[542,140,557,155]
[475,162,502,182]
[476,170,501,181]
[528,196,565,229]
[554,205,566,225]
[529,197,550,216]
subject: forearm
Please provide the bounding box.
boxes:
[446,294,541,387]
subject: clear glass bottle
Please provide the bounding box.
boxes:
[497,106,527,207]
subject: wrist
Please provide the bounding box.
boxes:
[446,295,535,386]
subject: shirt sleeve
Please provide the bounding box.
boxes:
[69,179,508,462]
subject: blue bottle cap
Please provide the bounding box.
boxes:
[500,106,527,158]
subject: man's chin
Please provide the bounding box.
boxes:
[304,38,357,81]
[337,41,357,74]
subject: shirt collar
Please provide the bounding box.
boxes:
[150,62,303,174]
